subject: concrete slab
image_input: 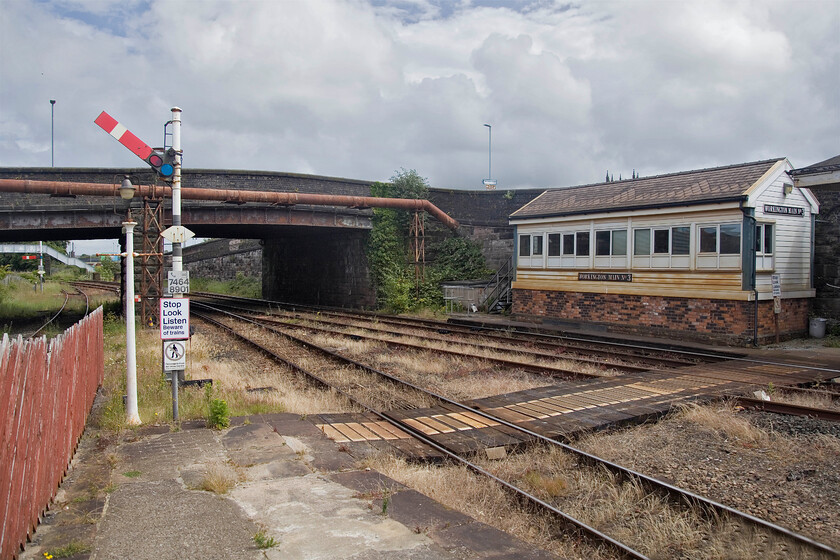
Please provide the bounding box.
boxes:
[91,479,259,560]
[24,414,559,560]
[229,474,444,560]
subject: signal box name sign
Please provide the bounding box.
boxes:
[160,298,190,340]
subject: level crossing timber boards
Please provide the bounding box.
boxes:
[314,358,836,459]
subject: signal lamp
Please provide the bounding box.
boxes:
[146,150,174,180]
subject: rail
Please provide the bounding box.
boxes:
[192,301,839,557]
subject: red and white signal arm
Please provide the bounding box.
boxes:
[94,111,174,179]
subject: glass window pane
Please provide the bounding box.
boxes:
[532,235,543,256]
[764,224,773,254]
[519,235,530,257]
[612,230,627,255]
[720,223,741,254]
[563,234,575,255]
[576,231,590,256]
[672,227,690,255]
[756,225,763,252]
[653,229,670,254]
[548,233,562,257]
[700,227,717,253]
[634,229,651,255]
[595,231,611,256]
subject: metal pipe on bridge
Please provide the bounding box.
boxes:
[0,178,460,230]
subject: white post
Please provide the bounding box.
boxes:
[38,241,44,291]
[170,106,182,421]
[124,221,141,425]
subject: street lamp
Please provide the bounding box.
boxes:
[50,100,55,167]
[483,123,496,189]
[119,175,135,200]
[123,218,141,425]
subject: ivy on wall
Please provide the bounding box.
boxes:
[367,169,491,313]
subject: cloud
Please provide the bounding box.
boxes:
[0,0,837,192]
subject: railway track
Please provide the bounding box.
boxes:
[193,301,838,559]
[191,291,711,369]
[26,285,90,338]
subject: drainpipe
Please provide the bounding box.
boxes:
[741,203,758,346]
[0,178,460,231]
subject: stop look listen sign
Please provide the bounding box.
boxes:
[160,298,189,340]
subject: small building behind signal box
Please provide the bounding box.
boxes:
[509,158,819,345]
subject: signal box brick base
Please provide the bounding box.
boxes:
[513,289,810,346]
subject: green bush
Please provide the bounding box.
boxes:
[207,398,230,429]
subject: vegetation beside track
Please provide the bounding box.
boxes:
[368,169,492,313]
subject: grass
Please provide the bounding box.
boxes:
[44,540,92,558]
[197,462,242,494]
[0,276,120,336]
[365,441,805,560]
[190,273,261,298]
[99,313,354,431]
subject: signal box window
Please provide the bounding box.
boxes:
[519,234,531,257]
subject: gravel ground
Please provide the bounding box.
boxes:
[577,406,840,551]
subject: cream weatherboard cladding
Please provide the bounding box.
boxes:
[510,155,819,344]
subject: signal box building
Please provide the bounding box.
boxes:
[509,158,819,345]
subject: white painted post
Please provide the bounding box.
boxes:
[123,220,141,425]
[170,107,182,422]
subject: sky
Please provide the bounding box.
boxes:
[1,0,839,254]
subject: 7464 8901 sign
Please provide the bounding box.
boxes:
[168,270,190,294]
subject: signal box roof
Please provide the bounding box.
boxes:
[510,158,785,220]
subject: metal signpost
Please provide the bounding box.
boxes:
[771,274,782,343]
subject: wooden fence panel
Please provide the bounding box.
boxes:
[0,308,104,559]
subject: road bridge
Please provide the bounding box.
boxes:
[0,168,482,313]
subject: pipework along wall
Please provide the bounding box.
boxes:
[262,228,375,308]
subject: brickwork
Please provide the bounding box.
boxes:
[513,289,810,346]
[183,238,262,282]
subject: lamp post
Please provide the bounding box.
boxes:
[50,100,55,167]
[483,123,495,189]
[120,177,141,425]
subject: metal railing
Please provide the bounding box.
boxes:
[479,257,514,313]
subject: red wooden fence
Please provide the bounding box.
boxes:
[0,308,104,559]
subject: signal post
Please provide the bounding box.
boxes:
[95,106,192,423]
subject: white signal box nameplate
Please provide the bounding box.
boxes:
[160,298,190,340]
[163,340,186,371]
[161,225,195,244]
[168,270,190,294]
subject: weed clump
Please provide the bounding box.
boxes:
[207,398,230,429]
[253,529,277,549]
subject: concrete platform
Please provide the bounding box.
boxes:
[21,411,557,560]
